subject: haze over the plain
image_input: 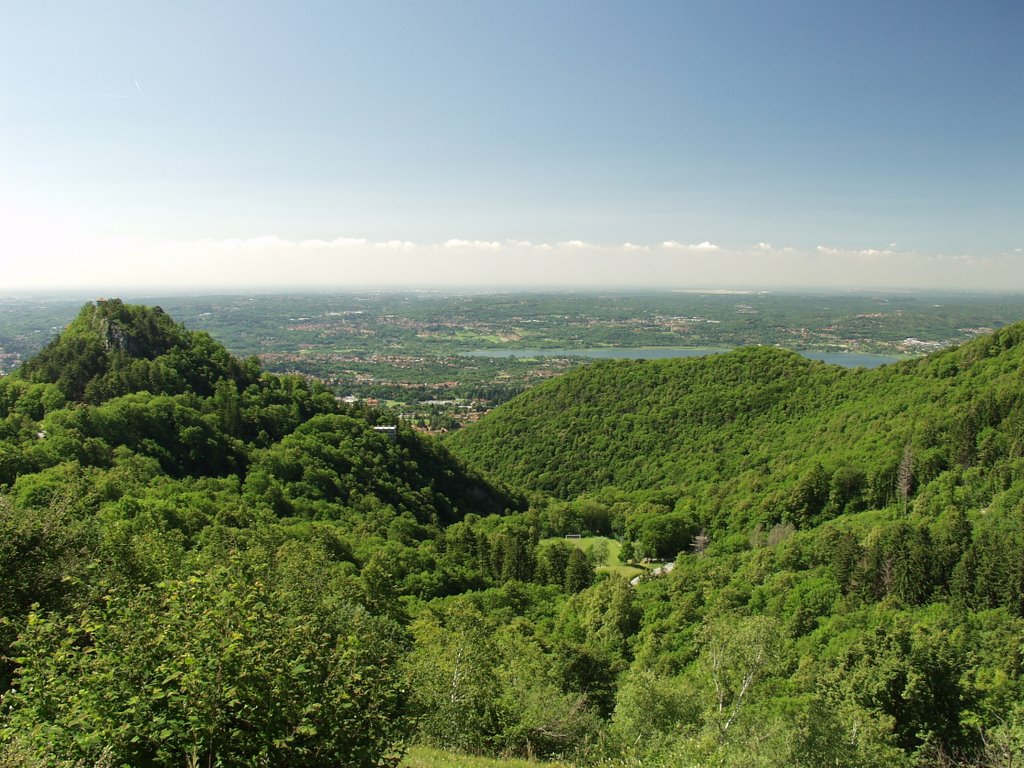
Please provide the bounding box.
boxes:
[1,1,1021,292]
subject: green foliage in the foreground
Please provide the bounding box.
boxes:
[7,301,1024,767]
[4,554,407,767]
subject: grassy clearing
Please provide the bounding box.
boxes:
[545,536,649,581]
[401,745,573,768]
[599,561,648,580]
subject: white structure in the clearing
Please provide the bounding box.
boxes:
[630,561,675,587]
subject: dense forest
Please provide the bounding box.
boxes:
[3,300,1024,767]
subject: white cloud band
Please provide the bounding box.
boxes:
[1,224,1018,292]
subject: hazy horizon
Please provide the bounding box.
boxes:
[2,2,1021,293]
[7,283,1024,303]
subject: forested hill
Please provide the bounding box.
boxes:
[447,322,1024,532]
[15,298,259,403]
[1,299,520,519]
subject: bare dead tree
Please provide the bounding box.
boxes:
[691,529,710,555]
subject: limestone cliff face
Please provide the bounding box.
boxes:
[89,300,175,358]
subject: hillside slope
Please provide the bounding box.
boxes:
[447,323,1024,532]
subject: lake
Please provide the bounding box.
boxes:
[462,347,907,368]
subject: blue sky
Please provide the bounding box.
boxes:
[1,1,1021,292]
